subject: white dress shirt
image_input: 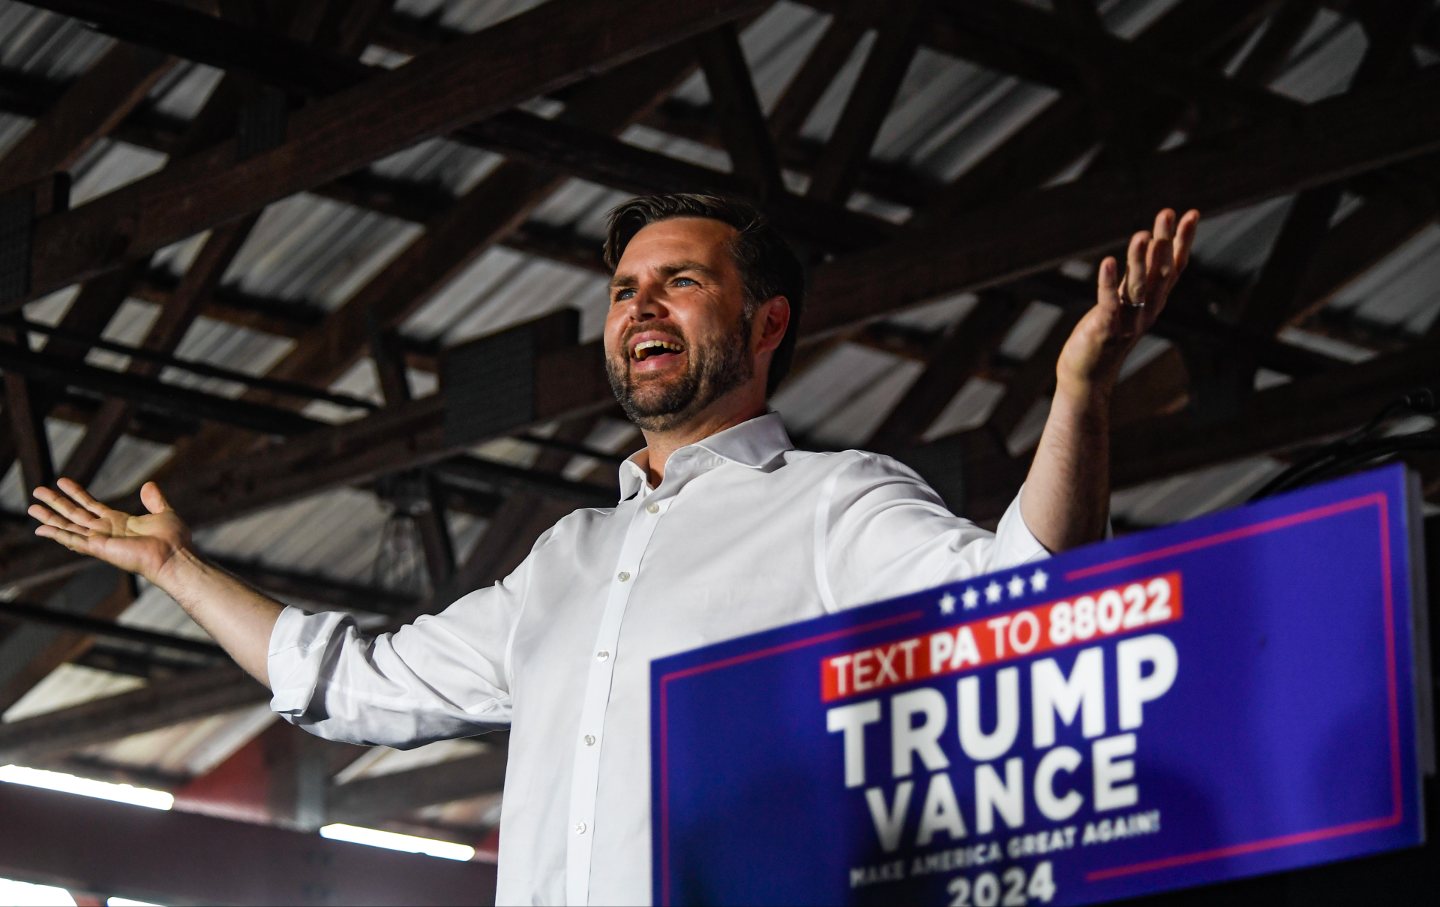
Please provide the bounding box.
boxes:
[267,412,1049,905]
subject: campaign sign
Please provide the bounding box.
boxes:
[651,465,1429,905]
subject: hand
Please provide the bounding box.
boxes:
[1055,208,1201,399]
[30,479,192,585]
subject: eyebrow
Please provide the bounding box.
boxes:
[609,260,720,289]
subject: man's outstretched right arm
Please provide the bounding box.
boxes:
[30,478,282,687]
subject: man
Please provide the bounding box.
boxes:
[30,194,1199,905]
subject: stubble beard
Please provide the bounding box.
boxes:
[606,307,755,433]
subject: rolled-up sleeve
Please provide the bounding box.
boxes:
[818,452,1050,611]
[267,562,529,748]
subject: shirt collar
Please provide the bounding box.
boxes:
[617,412,794,501]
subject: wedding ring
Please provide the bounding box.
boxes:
[1118,283,1146,308]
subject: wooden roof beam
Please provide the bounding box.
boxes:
[697,23,785,199]
[0,42,173,195]
[8,64,1440,589]
[1230,0,1431,337]
[914,0,1279,225]
[866,290,1023,451]
[154,46,699,480]
[5,0,770,308]
[806,65,1440,339]
[60,216,264,485]
[0,37,175,485]
[935,336,1440,522]
[804,0,924,204]
[766,11,866,149]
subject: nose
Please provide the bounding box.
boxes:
[621,285,667,322]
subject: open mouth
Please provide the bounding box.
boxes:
[630,337,686,368]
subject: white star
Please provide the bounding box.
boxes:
[939,593,957,615]
[1030,569,1049,593]
[985,581,1002,604]
[1007,575,1027,599]
[961,587,980,610]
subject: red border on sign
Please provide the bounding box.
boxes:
[658,609,926,907]
[654,492,1404,904]
[1077,492,1403,882]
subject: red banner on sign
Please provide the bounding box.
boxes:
[820,573,1183,701]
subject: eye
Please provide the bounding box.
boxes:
[673,276,697,287]
[612,288,635,303]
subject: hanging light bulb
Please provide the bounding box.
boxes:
[372,471,431,598]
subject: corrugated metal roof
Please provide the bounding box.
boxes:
[1,0,1435,828]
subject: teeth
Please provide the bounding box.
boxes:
[632,339,683,360]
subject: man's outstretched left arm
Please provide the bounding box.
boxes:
[1020,208,1201,552]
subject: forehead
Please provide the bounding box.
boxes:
[615,217,738,272]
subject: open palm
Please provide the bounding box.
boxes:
[30,479,191,584]
[1056,208,1201,396]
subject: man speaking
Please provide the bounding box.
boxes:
[29,194,1199,905]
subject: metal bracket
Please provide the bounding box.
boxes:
[236,87,290,160]
[0,190,34,308]
[0,175,69,309]
[441,309,580,448]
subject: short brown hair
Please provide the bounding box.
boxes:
[603,194,806,395]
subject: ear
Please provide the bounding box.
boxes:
[753,295,790,355]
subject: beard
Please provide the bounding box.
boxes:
[606,307,755,432]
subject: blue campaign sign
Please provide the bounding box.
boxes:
[650,465,1430,906]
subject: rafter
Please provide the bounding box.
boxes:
[806,66,1440,339]
[1,324,56,491]
[1231,0,1430,337]
[0,665,263,765]
[766,11,865,148]
[5,0,768,308]
[0,42,173,194]
[56,0,399,487]
[866,291,1022,451]
[61,216,264,484]
[0,37,175,483]
[0,566,131,711]
[914,0,1280,223]
[804,0,923,204]
[154,46,697,479]
[371,328,455,588]
[8,64,1440,593]
[697,23,784,198]
[953,338,1440,521]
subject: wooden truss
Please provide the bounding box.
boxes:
[0,1,1437,894]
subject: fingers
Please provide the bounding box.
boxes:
[1172,209,1200,273]
[1124,230,1149,302]
[1117,208,1200,307]
[33,523,93,554]
[1145,210,1176,301]
[140,481,171,515]
[1096,256,1121,304]
[28,501,90,537]
[56,476,110,518]
[30,486,99,532]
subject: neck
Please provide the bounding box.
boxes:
[636,399,767,486]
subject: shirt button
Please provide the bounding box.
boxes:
[646,503,659,514]
[584,734,596,746]
[575,821,588,835]
[596,650,610,662]
[617,571,631,582]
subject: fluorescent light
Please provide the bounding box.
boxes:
[319,823,475,861]
[107,898,165,906]
[0,878,77,906]
[0,764,174,810]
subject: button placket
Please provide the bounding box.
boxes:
[564,495,666,906]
